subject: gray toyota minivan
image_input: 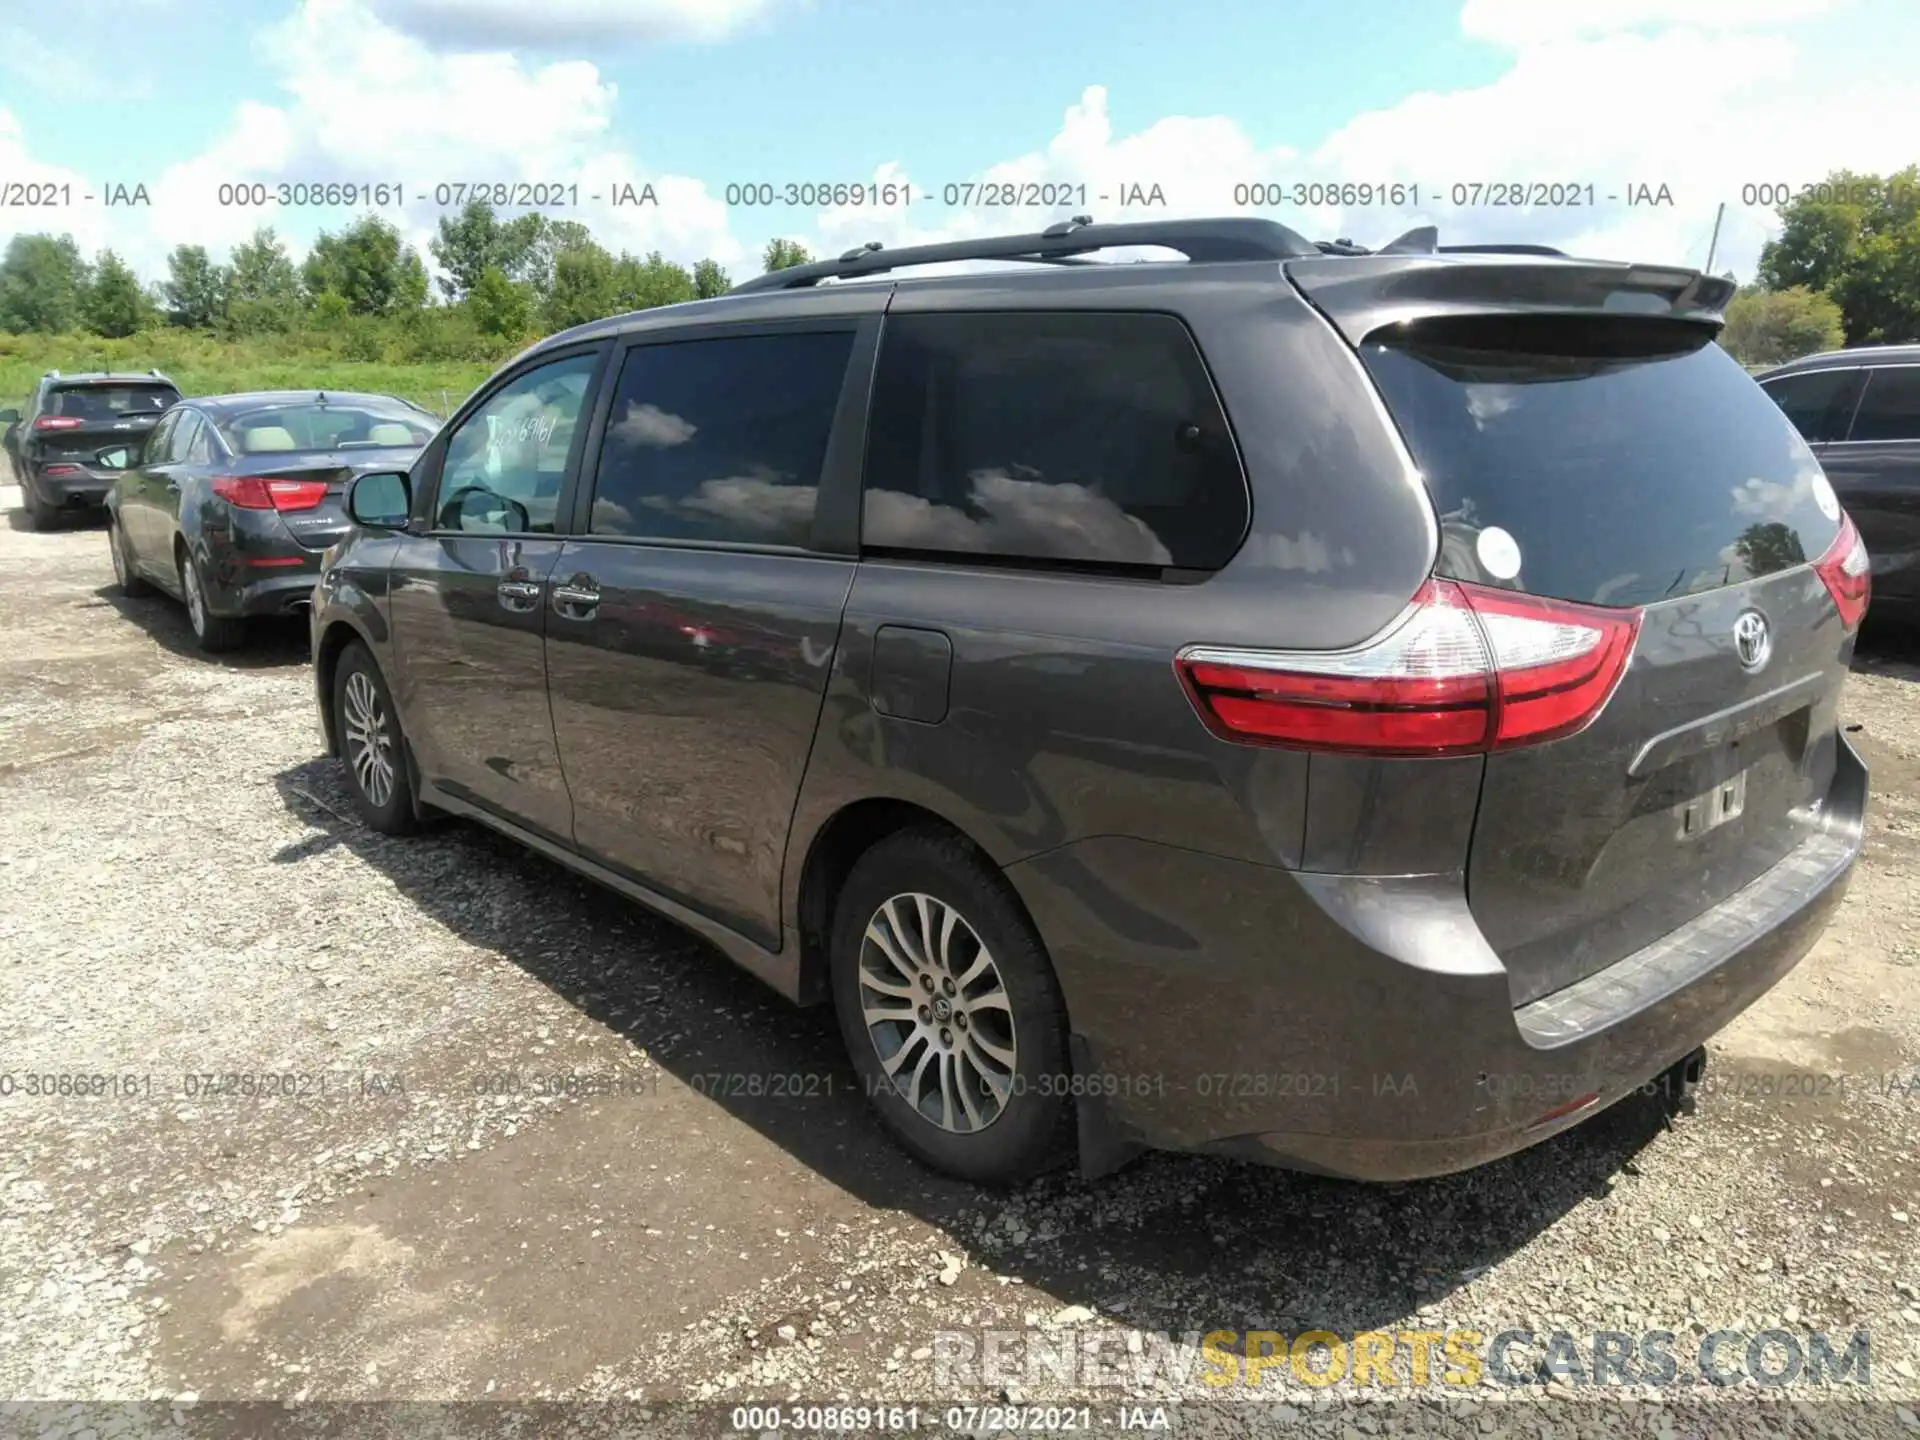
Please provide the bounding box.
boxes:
[309,218,1870,1186]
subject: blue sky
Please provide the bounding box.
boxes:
[4,0,1919,284]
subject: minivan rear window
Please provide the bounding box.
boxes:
[1361,316,1843,608]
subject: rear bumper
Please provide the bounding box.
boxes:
[201,546,322,617]
[1007,735,1866,1181]
[31,469,113,506]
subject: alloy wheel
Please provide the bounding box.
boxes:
[858,892,1018,1134]
[182,556,206,636]
[342,670,396,809]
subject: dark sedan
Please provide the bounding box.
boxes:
[106,390,436,652]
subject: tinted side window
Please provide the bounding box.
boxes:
[1847,366,1920,442]
[1760,368,1860,444]
[437,352,599,534]
[167,413,205,465]
[862,312,1248,570]
[588,331,854,546]
[186,414,217,464]
[144,412,179,464]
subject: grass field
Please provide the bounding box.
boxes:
[1,330,502,420]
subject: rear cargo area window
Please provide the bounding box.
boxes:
[1360,316,1843,608]
[1848,366,1920,442]
[1760,368,1861,444]
[49,385,179,420]
[862,312,1247,571]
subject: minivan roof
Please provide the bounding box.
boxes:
[1757,343,1920,378]
[531,216,1732,354]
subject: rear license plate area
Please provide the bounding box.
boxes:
[1677,767,1748,840]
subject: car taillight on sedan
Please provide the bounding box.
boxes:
[1177,579,1642,756]
[1812,512,1870,631]
[212,476,330,512]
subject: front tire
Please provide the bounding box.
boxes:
[178,549,246,653]
[830,828,1076,1186]
[333,642,419,836]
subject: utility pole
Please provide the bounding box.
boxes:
[1704,201,1726,274]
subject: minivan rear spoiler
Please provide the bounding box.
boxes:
[1284,254,1737,347]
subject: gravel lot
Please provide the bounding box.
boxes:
[2,486,1919,1438]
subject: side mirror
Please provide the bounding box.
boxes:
[0,408,19,424]
[348,471,411,529]
[96,446,132,471]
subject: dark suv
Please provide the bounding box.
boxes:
[2,370,182,528]
[311,218,1869,1186]
[1756,344,1920,627]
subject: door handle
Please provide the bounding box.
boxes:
[551,577,601,620]
[496,577,544,612]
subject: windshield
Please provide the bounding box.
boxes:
[218,400,435,456]
[48,385,180,420]
[1360,316,1844,608]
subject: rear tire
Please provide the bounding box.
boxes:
[23,484,59,531]
[178,549,246,653]
[333,642,419,836]
[108,515,152,597]
[830,828,1076,1186]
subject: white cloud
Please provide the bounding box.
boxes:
[801,1,1908,284]
[0,107,108,254]
[365,0,782,48]
[1,0,739,280]
[610,401,698,447]
[1,0,1910,300]
[1459,0,1834,47]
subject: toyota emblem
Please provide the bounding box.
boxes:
[1733,610,1772,673]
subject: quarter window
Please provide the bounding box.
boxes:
[861,312,1248,570]
[144,412,179,465]
[435,352,599,534]
[1846,366,1920,443]
[587,331,855,547]
[167,412,205,465]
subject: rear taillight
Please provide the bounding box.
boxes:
[1812,512,1870,632]
[33,416,83,431]
[212,476,329,512]
[41,463,81,476]
[1178,580,1641,757]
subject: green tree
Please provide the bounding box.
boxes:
[1733,521,1807,579]
[1756,166,1920,344]
[692,257,730,298]
[467,264,532,338]
[1719,286,1846,367]
[0,233,89,332]
[161,244,230,329]
[762,237,813,273]
[514,216,594,296]
[82,249,150,338]
[544,238,620,329]
[226,227,302,334]
[612,250,696,310]
[430,199,505,301]
[305,215,427,317]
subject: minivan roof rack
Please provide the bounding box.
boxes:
[731,217,1321,292]
[1438,243,1568,257]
